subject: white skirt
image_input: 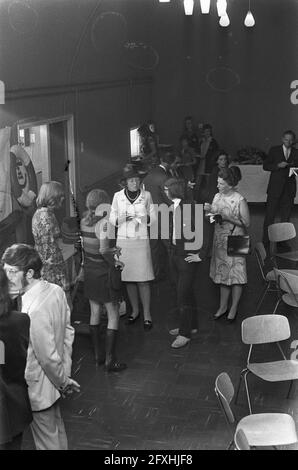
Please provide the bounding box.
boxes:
[117,238,155,282]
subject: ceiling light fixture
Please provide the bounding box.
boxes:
[244,1,255,27]
[200,0,210,14]
[159,0,171,3]
[216,0,227,17]
[219,13,230,27]
[184,0,194,16]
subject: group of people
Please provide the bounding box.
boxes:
[1,124,298,450]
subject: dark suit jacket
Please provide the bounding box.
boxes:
[200,138,219,174]
[143,165,172,206]
[169,199,209,258]
[0,310,32,444]
[263,145,298,199]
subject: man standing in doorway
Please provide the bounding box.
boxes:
[262,130,298,251]
[2,244,80,450]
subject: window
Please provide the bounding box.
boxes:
[130,126,141,158]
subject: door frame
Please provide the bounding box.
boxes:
[17,114,76,215]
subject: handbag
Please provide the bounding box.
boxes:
[227,221,251,257]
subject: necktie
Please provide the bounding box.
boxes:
[285,148,290,160]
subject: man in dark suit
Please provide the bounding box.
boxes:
[143,150,175,281]
[262,130,298,249]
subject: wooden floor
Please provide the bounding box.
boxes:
[22,254,298,450]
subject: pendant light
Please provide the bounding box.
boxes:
[244,1,255,27]
[219,13,230,27]
[200,0,210,14]
[216,0,227,17]
[184,0,194,16]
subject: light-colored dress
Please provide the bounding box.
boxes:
[32,207,69,290]
[209,191,247,285]
[109,188,156,282]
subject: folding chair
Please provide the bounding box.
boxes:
[273,268,298,314]
[254,242,278,313]
[236,315,298,414]
[234,429,251,450]
[215,372,298,449]
[268,223,298,263]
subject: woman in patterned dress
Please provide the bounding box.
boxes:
[204,166,250,322]
[32,181,70,302]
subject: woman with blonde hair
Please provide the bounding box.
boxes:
[32,181,70,298]
[81,189,126,372]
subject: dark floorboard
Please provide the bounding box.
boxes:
[22,255,298,450]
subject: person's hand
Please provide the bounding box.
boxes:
[60,378,80,398]
[184,253,202,263]
[118,214,134,225]
[115,260,124,270]
[278,161,289,168]
[204,203,212,212]
[113,246,122,257]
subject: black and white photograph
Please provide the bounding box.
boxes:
[1,0,298,453]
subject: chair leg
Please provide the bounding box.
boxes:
[273,298,281,314]
[234,371,244,405]
[227,439,235,450]
[287,380,294,399]
[255,285,269,314]
[276,342,286,360]
[243,370,253,414]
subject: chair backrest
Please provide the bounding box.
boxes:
[241,314,291,345]
[214,372,236,426]
[255,242,267,280]
[274,268,298,295]
[234,429,251,450]
[268,222,296,243]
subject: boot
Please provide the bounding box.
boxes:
[104,329,127,372]
[89,324,105,365]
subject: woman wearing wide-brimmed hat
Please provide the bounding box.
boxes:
[110,164,156,330]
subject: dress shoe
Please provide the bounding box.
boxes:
[104,361,127,372]
[227,312,237,322]
[171,335,190,349]
[169,328,198,336]
[213,310,228,320]
[144,320,153,331]
[125,314,140,325]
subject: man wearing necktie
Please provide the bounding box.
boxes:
[262,130,298,250]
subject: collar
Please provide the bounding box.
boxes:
[159,164,167,172]
[283,144,291,154]
[172,198,181,209]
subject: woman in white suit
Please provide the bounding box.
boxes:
[110,165,156,330]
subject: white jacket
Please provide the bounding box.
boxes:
[109,188,156,239]
[22,280,74,411]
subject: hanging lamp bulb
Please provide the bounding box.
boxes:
[184,0,194,15]
[200,0,210,14]
[216,0,227,17]
[244,10,255,27]
[219,13,230,27]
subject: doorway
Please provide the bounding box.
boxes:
[18,114,76,223]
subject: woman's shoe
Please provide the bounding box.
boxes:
[213,310,228,320]
[227,312,237,322]
[144,320,153,331]
[125,314,140,325]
